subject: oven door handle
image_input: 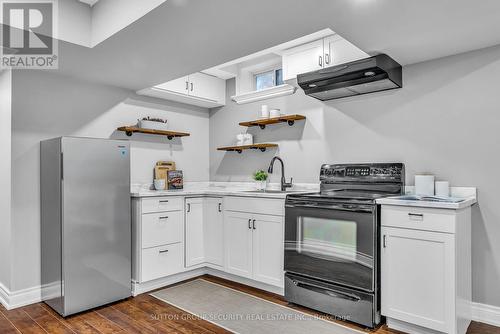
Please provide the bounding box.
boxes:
[285,203,373,213]
[291,278,361,302]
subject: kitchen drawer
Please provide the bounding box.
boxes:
[142,211,183,249]
[141,197,183,213]
[141,243,183,282]
[381,206,456,234]
[225,196,285,216]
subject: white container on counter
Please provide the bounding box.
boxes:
[414,174,435,196]
[435,181,450,197]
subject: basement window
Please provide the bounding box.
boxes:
[255,68,284,91]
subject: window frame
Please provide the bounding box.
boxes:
[253,65,283,91]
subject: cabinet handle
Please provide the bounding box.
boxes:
[325,53,330,65]
[185,81,189,90]
[190,82,193,91]
[218,203,222,212]
[159,249,169,254]
[159,216,169,220]
[252,219,256,230]
[319,55,323,67]
[408,213,424,220]
[159,200,169,203]
[383,235,387,248]
[187,203,191,213]
[248,219,252,229]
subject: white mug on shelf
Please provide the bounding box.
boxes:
[243,133,253,145]
[236,133,245,146]
[270,109,281,118]
[261,105,269,118]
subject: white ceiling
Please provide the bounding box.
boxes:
[53,0,500,90]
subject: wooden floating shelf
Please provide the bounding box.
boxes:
[217,143,278,154]
[117,126,190,140]
[239,114,306,129]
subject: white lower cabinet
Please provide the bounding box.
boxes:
[204,198,224,267]
[251,214,284,287]
[224,211,254,278]
[185,197,224,268]
[224,205,284,288]
[132,196,185,283]
[185,198,205,267]
[141,243,184,282]
[133,195,284,290]
[380,205,472,334]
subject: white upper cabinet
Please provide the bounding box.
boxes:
[282,34,369,81]
[155,76,189,93]
[189,72,226,103]
[323,35,369,67]
[282,39,324,81]
[137,72,226,108]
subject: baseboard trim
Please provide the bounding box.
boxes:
[205,268,284,296]
[472,302,500,327]
[132,268,207,296]
[0,281,61,310]
[132,267,284,297]
[0,282,10,309]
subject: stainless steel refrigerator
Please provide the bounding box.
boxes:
[41,137,131,317]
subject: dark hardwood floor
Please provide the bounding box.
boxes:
[0,275,498,334]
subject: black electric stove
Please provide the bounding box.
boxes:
[284,163,405,328]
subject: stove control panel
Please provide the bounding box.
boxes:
[320,163,404,182]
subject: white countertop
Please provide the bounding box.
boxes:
[131,182,319,199]
[376,187,477,210]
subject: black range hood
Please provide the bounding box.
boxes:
[297,54,402,101]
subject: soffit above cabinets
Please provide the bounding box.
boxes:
[139,28,369,107]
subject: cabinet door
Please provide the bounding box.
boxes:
[185,198,205,267]
[224,211,253,279]
[204,198,224,267]
[381,227,455,333]
[154,76,189,95]
[323,35,368,67]
[189,72,225,103]
[252,214,284,287]
[282,39,324,81]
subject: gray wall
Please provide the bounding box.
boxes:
[10,70,210,291]
[210,45,500,307]
[0,70,12,291]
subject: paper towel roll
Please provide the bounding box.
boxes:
[435,181,450,197]
[415,174,435,196]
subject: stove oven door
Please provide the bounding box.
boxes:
[284,199,377,292]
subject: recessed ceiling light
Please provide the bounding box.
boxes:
[79,0,99,7]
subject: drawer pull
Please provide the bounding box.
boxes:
[408,213,424,220]
[159,216,169,220]
[159,249,169,254]
[159,200,169,203]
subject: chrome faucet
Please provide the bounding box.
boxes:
[268,156,293,191]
